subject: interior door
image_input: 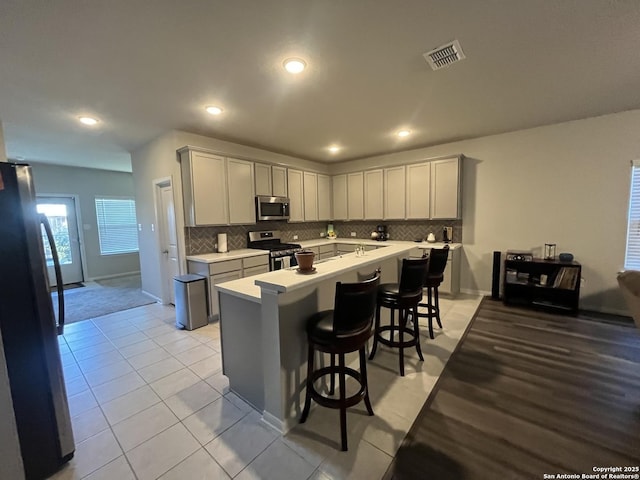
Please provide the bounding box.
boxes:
[160,185,179,304]
[37,196,83,286]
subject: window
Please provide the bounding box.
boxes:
[95,197,139,255]
[625,161,640,269]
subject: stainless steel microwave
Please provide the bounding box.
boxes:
[256,196,290,221]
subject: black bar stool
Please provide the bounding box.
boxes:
[369,258,429,376]
[416,246,449,339]
[300,273,380,451]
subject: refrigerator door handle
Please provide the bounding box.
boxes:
[40,214,66,335]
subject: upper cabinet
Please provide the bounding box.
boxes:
[255,163,288,197]
[179,148,228,226]
[406,162,431,219]
[303,172,318,221]
[430,157,461,219]
[227,158,255,224]
[254,163,272,196]
[347,172,364,220]
[364,169,383,220]
[332,174,348,220]
[272,166,288,197]
[287,169,304,222]
[384,166,405,219]
[317,174,332,221]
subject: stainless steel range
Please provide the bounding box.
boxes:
[247,230,303,270]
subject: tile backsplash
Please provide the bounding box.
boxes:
[186,220,462,255]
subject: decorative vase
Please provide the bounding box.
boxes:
[295,251,315,271]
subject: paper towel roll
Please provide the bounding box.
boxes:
[217,233,228,253]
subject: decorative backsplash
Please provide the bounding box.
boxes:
[186,220,462,255]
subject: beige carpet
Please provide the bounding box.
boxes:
[51,274,155,324]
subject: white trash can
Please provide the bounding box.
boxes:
[174,274,208,330]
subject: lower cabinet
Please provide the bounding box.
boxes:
[187,254,269,318]
[318,244,336,260]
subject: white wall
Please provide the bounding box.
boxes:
[130,130,328,299]
[0,121,7,162]
[30,163,140,280]
[0,328,24,480]
[333,109,640,314]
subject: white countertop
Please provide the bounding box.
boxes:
[186,248,269,264]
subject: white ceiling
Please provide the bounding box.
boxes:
[2,1,640,173]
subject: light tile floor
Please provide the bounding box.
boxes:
[50,294,482,480]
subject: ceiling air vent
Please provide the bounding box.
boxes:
[423,40,466,70]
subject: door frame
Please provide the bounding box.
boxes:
[152,176,180,305]
[36,193,87,284]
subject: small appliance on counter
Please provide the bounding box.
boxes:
[375,224,388,241]
[443,227,453,243]
[426,232,436,243]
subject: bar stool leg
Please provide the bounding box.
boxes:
[338,353,348,451]
[369,304,381,360]
[427,287,435,339]
[300,343,315,423]
[413,306,424,361]
[359,346,374,416]
[329,354,335,395]
[398,308,405,377]
[434,287,442,328]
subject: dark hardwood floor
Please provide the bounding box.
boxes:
[385,299,640,480]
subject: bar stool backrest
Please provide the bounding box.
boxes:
[399,258,430,293]
[333,274,380,335]
[427,246,450,277]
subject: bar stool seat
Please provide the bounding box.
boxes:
[300,274,380,451]
[369,258,429,376]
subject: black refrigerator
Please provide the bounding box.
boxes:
[0,162,74,479]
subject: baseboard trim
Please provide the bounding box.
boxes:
[141,290,162,303]
[87,271,141,282]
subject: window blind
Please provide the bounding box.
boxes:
[95,198,139,255]
[625,163,640,269]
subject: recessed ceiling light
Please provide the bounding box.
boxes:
[205,106,223,115]
[328,145,341,154]
[283,58,306,74]
[78,116,98,126]
[397,129,411,138]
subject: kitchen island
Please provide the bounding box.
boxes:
[216,241,417,433]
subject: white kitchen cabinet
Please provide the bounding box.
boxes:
[406,162,431,219]
[242,254,269,277]
[255,163,288,198]
[226,158,255,224]
[254,163,272,196]
[384,166,406,219]
[179,149,228,226]
[332,174,348,220]
[287,169,304,222]
[317,174,331,221]
[318,243,336,260]
[347,172,364,220]
[364,169,383,220]
[272,166,288,197]
[303,172,318,221]
[409,246,461,296]
[430,157,461,219]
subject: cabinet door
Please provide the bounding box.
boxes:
[181,150,228,226]
[303,172,318,221]
[347,172,364,220]
[210,270,243,317]
[384,166,406,219]
[431,157,461,219]
[332,174,348,220]
[243,264,269,277]
[254,163,272,196]
[287,169,304,222]
[406,163,431,219]
[364,170,383,220]
[272,166,288,197]
[227,158,256,224]
[317,174,332,221]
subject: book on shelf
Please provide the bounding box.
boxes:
[553,267,579,290]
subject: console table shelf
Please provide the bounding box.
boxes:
[503,258,581,314]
